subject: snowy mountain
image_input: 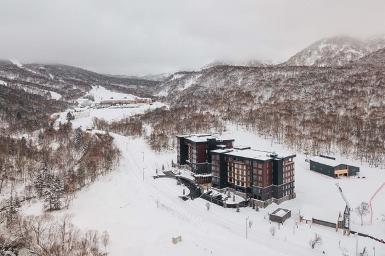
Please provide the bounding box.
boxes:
[203,59,271,69]
[157,59,385,167]
[354,47,385,67]
[284,35,385,67]
[0,60,159,101]
[0,60,159,130]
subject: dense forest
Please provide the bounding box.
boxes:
[0,116,119,255]
[156,52,385,166]
[93,106,225,151]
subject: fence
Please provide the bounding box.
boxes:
[311,218,385,244]
[312,218,337,229]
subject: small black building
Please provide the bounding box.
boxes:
[269,208,291,223]
[309,155,359,178]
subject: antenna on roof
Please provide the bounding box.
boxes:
[270,152,278,158]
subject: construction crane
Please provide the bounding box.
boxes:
[336,183,352,234]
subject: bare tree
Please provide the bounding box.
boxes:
[309,233,322,249]
[101,231,109,252]
[356,202,370,226]
[205,202,210,211]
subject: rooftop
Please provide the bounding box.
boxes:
[212,147,295,161]
[310,155,358,168]
[224,148,272,161]
[177,133,234,143]
[310,156,339,167]
[271,208,291,217]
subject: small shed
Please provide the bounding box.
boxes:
[269,208,291,223]
[309,155,359,178]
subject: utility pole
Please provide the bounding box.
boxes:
[245,217,249,240]
[355,233,358,256]
[373,246,375,256]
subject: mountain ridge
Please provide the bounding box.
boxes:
[284,35,385,67]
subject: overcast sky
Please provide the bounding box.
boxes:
[0,0,384,75]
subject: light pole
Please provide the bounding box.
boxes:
[245,217,249,240]
[143,167,145,181]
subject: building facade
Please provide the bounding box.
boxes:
[309,155,359,178]
[176,134,234,175]
[211,147,296,204]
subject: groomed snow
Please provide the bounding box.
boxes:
[86,86,142,103]
[55,86,166,129]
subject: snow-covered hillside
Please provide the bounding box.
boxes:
[86,86,141,102]
[55,86,166,129]
[284,36,385,66]
[24,97,385,256]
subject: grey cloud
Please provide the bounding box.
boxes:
[0,0,384,75]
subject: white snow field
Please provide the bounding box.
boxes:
[26,87,385,255]
[86,85,145,103]
[64,133,385,256]
[54,86,166,129]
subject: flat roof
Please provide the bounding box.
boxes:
[310,156,339,167]
[212,148,295,161]
[177,133,234,143]
[310,156,359,168]
[224,148,272,161]
[271,208,290,217]
[211,149,236,154]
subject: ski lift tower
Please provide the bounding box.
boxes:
[336,183,352,235]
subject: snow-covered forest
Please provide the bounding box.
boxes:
[1,20,385,255]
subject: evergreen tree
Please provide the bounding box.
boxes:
[6,192,19,226]
[74,127,83,150]
[16,111,22,120]
[66,111,74,122]
[34,166,50,197]
[44,176,64,211]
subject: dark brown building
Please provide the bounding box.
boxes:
[211,147,295,204]
[176,134,234,175]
